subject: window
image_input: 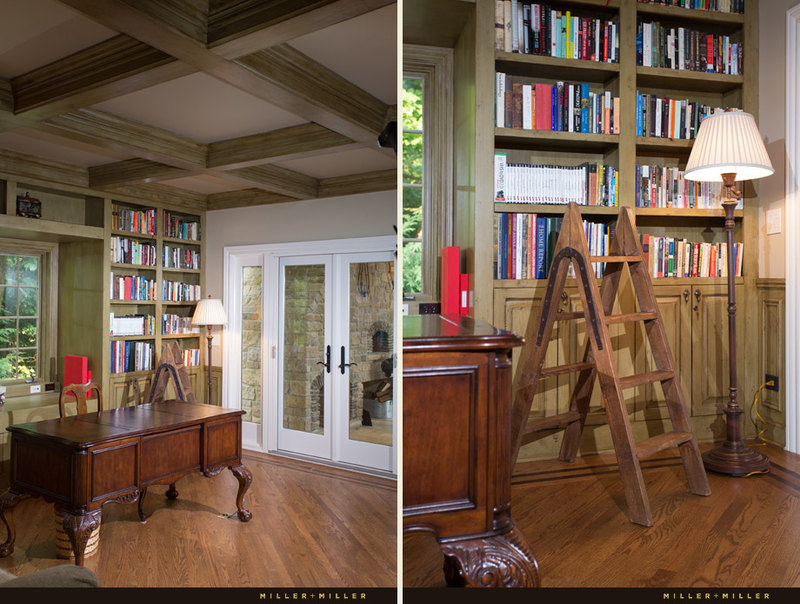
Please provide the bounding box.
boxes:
[0,253,40,381]
[402,76,424,294]
[403,45,453,300]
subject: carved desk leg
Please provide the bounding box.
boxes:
[137,487,149,522]
[61,509,102,567]
[440,525,540,588]
[229,464,252,522]
[166,483,179,500]
[0,490,27,558]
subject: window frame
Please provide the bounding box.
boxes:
[0,239,57,393]
[403,44,454,301]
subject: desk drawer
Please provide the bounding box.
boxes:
[141,425,201,483]
[89,437,139,503]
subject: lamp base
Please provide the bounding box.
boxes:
[702,442,769,476]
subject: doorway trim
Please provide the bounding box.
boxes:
[223,235,397,472]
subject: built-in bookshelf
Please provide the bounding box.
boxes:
[108,200,205,385]
[438,0,761,459]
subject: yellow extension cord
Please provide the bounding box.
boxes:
[741,379,773,477]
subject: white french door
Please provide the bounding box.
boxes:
[223,236,396,475]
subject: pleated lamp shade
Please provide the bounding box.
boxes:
[684,110,774,182]
[192,296,228,326]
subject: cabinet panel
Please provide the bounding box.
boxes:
[691,284,743,418]
[635,284,692,422]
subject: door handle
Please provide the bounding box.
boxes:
[316,345,331,373]
[339,346,358,374]
[693,289,701,311]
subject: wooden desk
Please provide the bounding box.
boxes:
[0,400,252,565]
[403,314,539,587]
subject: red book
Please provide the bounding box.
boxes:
[440,246,460,315]
[459,274,469,315]
[534,83,552,130]
[64,355,88,387]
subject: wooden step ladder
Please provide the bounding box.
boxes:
[509,202,711,527]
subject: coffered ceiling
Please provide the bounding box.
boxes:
[0,0,398,210]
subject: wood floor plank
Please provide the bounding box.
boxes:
[0,452,396,587]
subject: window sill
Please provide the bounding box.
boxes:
[0,391,59,412]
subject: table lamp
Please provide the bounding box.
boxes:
[191,296,228,405]
[684,109,774,475]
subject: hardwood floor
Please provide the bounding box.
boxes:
[404,442,800,588]
[0,451,397,587]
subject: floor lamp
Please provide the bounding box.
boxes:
[684,110,774,476]
[192,296,228,405]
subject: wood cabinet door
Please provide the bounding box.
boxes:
[690,283,744,418]
[108,373,153,408]
[634,283,692,422]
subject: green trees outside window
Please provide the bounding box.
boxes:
[403,76,424,294]
[0,254,39,381]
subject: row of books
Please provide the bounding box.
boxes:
[496,76,620,135]
[109,313,155,336]
[110,340,153,374]
[163,244,200,270]
[494,153,618,207]
[181,349,200,367]
[112,205,156,236]
[494,1,619,62]
[636,94,723,140]
[641,234,743,278]
[636,1,744,15]
[637,21,742,75]
[164,211,201,241]
[110,236,157,266]
[163,280,202,303]
[494,213,615,280]
[162,313,199,335]
[635,165,735,209]
[111,273,156,301]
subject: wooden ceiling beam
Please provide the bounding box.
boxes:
[223,165,320,199]
[206,123,359,170]
[56,0,389,145]
[205,189,296,210]
[11,35,195,120]
[207,0,396,59]
[40,108,207,169]
[317,169,397,198]
[88,158,196,188]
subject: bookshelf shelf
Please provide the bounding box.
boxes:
[635,3,744,26]
[635,207,743,219]
[494,203,619,215]
[495,128,619,151]
[636,136,695,151]
[496,51,620,81]
[161,333,201,339]
[636,66,743,93]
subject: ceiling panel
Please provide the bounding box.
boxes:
[288,4,397,104]
[0,128,131,167]
[275,147,396,179]
[0,0,116,78]
[93,72,307,143]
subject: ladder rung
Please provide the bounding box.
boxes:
[589,255,642,263]
[555,311,583,321]
[523,411,583,435]
[604,312,658,324]
[636,432,694,459]
[540,362,595,378]
[618,370,675,390]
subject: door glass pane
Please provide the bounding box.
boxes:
[240,266,262,424]
[348,261,393,446]
[282,264,326,434]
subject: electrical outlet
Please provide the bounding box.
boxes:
[765,374,779,392]
[418,302,441,315]
[30,384,41,393]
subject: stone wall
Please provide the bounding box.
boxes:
[240,266,262,423]
[348,261,394,421]
[282,264,325,433]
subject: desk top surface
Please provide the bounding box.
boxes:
[7,400,243,447]
[403,314,523,353]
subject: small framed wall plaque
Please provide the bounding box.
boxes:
[16,192,42,219]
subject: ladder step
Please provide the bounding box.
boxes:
[636,432,694,459]
[618,370,675,389]
[604,312,658,324]
[540,362,595,378]
[589,255,642,263]
[555,311,583,321]
[523,411,583,435]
